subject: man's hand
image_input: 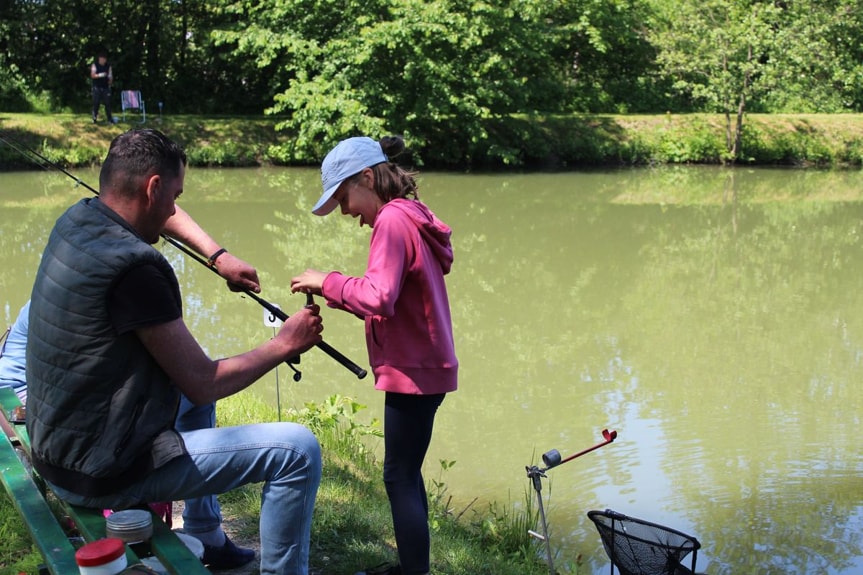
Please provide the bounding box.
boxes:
[214,252,261,293]
[139,308,322,405]
[274,304,323,357]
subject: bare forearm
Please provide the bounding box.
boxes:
[163,205,220,258]
[188,340,294,404]
[163,205,259,291]
[139,310,322,405]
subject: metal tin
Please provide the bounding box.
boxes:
[105,509,153,544]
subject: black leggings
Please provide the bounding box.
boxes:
[383,392,445,575]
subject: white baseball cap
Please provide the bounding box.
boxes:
[313,137,388,216]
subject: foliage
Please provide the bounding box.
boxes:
[4,0,863,166]
[287,393,383,459]
[209,391,551,575]
[0,0,30,112]
[756,0,863,114]
[646,0,863,161]
[647,0,781,160]
[212,0,573,163]
[209,0,675,164]
[621,114,726,164]
[0,0,274,115]
[542,0,672,114]
[5,113,863,172]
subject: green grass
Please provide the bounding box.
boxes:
[0,501,43,575]
[0,392,554,575]
[0,113,285,170]
[3,112,863,169]
[218,393,556,575]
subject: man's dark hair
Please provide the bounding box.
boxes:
[100,129,187,195]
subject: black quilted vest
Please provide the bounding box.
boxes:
[27,198,186,497]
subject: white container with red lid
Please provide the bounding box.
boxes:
[74,537,128,575]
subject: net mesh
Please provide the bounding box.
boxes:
[588,509,701,575]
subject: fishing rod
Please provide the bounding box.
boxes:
[165,235,367,380]
[0,132,368,381]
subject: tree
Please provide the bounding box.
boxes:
[1,0,273,115]
[211,0,582,165]
[648,0,781,162]
[542,0,671,113]
[759,0,863,113]
[0,0,29,111]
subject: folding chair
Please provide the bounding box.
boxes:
[121,90,146,123]
[587,509,705,575]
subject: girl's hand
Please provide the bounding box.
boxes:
[291,269,328,296]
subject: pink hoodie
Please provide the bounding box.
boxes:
[322,199,458,395]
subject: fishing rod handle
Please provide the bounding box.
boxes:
[304,293,369,379]
[315,340,368,379]
[163,236,367,379]
[247,287,368,379]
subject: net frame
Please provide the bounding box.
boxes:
[587,509,701,575]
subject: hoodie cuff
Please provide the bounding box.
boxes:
[321,271,348,308]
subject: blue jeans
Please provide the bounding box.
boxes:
[174,396,221,535]
[49,422,321,575]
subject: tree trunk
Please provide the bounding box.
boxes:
[724,110,734,162]
[729,45,753,163]
[734,91,746,160]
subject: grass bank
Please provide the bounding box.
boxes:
[1,393,553,575]
[2,112,863,169]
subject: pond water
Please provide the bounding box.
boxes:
[1,165,862,575]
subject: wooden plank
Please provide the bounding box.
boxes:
[0,389,51,498]
[0,401,18,442]
[150,514,213,575]
[65,503,212,574]
[0,387,23,439]
[0,421,79,574]
[66,504,212,574]
[62,504,141,567]
[0,387,25,454]
[0,387,210,574]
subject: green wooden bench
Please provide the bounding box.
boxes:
[0,387,212,575]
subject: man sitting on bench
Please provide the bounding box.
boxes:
[24,128,324,575]
[0,209,263,569]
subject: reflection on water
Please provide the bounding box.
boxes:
[2,166,863,574]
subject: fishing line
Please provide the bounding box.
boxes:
[0,132,368,380]
[0,133,92,188]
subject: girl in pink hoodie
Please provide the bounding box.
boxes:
[291,136,458,575]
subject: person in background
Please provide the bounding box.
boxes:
[91,50,114,124]
[291,135,458,575]
[0,204,263,570]
[27,128,323,575]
